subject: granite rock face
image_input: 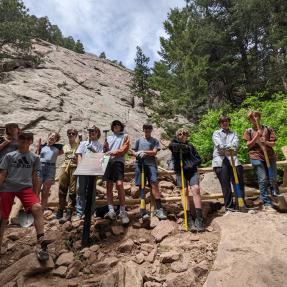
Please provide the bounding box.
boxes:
[0,40,155,147]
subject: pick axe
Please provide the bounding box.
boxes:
[103,129,109,152]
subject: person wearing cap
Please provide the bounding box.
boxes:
[75,125,103,218]
[55,128,79,222]
[212,115,245,211]
[103,120,130,225]
[243,111,277,210]
[169,128,204,232]
[132,124,167,220]
[0,132,51,261]
[36,132,63,211]
[0,123,20,163]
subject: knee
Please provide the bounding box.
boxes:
[191,185,200,195]
[31,203,43,216]
[116,181,123,189]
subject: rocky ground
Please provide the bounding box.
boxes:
[0,202,220,287]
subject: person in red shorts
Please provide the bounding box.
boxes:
[0,132,50,261]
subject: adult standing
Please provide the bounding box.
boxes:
[243,111,277,210]
[212,115,245,211]
[75,125,103,218]
[169,128,204,232]
[55,128,79,221]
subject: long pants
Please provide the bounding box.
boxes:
[214,157,245,209]
[76,176,96,217]
[250,159,277,206]
[58,166,77,210]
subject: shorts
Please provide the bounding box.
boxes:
[135,164,158,186]
[40,163,56,183]
[103,161,124,182]
[176,171,199,188]
[0,188,40,220]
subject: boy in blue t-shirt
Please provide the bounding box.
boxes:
[132,124,167,220]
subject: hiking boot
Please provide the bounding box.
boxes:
[194,217,204,232]
[59,208,73,224]
[36,237,51,262]
[119,211,129,225]
[36,247,49,261]
[104,209,117,221]
[187,216,196,232]
[55,209,64,220]
[154,208,167,220]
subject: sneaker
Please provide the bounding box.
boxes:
[194,217,204,232]
[55,209,64,220]
[140,209,150,221]
[262,205,275,212]
[104,209,117,221]
[119,211,129,225]
[154,208,167,220]
[36,248,49,261]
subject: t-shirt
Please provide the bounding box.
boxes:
[0,150,40,192]
[76,140,103,157]
[133,137,160,166]
[0,138,18,163]
[39,143,63,163]
[61,142,79,168]
[243,126,277,160]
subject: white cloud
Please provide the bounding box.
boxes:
[23,0,185,68]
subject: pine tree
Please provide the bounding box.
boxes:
[99,52,106,59]
[74,40,84,54]
[132,46,151,104]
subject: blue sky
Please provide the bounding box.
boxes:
[23,0,185,68]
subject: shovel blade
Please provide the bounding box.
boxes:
[272,195,287,213]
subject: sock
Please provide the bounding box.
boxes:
[195,208,203,219]
[187,210,192,219]
[37,233,47,250]
[108,205,114,211]
[120,206,125,213]
[155,199,162,210]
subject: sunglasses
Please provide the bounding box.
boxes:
[178,132,188,136]
[67,133,76,136]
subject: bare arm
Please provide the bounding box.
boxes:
[77,154,82,164]
[32,171,40,195]
[144,148,158,157]
[0,170,7,187]
[0,139,11,151]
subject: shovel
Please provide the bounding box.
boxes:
[18,210,34,227]
[252,114,287,212]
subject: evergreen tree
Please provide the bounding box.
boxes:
[74,40,84,54]
[99,51,106,59]
[132,46,151,104]
[0,0,32,51]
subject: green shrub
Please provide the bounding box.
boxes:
[190,92,287,165]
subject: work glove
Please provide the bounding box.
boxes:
[135,151,146,159]
[86,143,97,153]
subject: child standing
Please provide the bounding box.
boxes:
[36,132,63,211]
[103,120,130,225]
[0,132,50,261]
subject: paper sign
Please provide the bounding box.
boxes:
[74,153,110,176]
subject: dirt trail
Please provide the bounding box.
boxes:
[204,211,287,287]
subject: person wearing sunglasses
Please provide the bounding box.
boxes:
[75,125,103,218]
[168,128,204,232]
[55,128,79,222]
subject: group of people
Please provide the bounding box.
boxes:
[0,111,279,261]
